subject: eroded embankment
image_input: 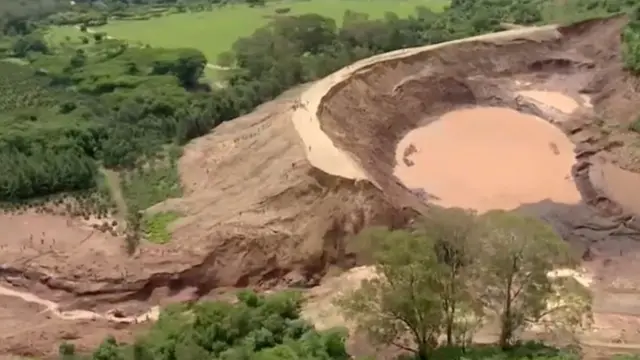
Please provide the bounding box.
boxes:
[313,15,640,300]
[0,77,419,358]
[302,15,640,350]
[295,25,563,210]
[0,83,414,312]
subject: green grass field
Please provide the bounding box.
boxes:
[142,211,180,244]
[45,24,87,45]
[75,0,446,65]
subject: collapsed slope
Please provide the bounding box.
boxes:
[310,13,640,346]
[313,14,640,268]
[3,14,640,357]
[0,84,414,358]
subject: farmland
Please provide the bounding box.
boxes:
[72,0,448,64]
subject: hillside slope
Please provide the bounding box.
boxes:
[4,14,640,357]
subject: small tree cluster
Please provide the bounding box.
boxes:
[63,291,350,360]
[338,208,592,359]
[623,6,640,73]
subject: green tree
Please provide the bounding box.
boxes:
[115,290,350,360]
[216,51,234,67]
[58,342,76,360]
[151,48,207,88]
[92,336,123,360]
[246,0,265,7]
[12,33,48,57]
[69,49,87,68]
[477,210,592,349]
[132,342,153,360]
[413,207,484,348]
[337,227,445,360]
[623,6,640,73]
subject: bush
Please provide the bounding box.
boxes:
[623,7,640,73]
[12,34,49,57]
[275,7,291,14]
[73,291,350,360]
[142,211,180,244]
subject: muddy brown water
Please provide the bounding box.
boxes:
[394,106,580,213]
[518,90,580,114]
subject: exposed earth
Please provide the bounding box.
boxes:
[3,15,640,359]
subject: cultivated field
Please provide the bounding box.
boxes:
[85,0,447,64]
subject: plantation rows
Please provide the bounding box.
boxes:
[0,62,64,111]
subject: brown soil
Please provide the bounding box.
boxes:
[0,294,147,358]
[518,90,580,113]
[3,15,640,358]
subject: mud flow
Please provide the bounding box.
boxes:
[316,16,640,353]
[394,107,580,213]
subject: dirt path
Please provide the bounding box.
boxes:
[100,168,128,221]
[0,284,158,323]
[205,63,230,70]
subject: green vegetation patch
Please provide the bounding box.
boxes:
[121,160,182,212]
[91,0,448,63]
[142,210,179,244]
[0,61,68,111]
[541,0,635,23]
[0,31,210,204]
[623,5,640,74]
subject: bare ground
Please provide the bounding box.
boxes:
[2,15,640,358]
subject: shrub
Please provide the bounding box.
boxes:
[275,7,291,14]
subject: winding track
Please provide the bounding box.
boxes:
[0,284,159,323]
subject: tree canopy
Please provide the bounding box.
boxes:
[61,290,351,360]
[338,208,592,359]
